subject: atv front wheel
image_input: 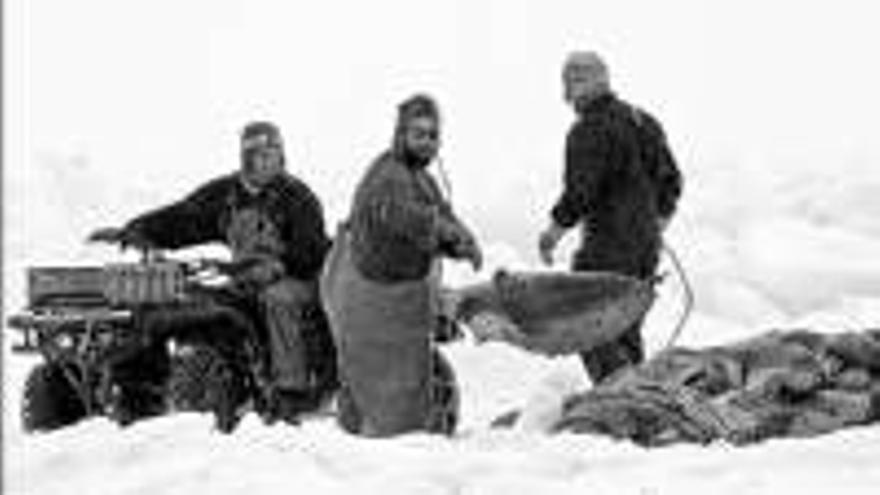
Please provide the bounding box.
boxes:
[167,344,248,433]
[108,340,170,426]
[22,363,87,432]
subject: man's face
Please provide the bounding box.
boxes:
[241,133,284,188]
[402,116,440,166]
[564,63,606,105]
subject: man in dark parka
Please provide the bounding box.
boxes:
[539,52,683,384]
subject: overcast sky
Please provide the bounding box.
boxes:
[6,0,880,256]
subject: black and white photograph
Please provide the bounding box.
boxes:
[5,0,880,493]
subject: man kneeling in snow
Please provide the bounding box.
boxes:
[321,94,481,437]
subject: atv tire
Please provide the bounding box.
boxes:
[109,383,167,427]
[109,340,170,427]
[167,344,248,433]
[22,363,87,432]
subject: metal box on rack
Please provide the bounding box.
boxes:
[27,266,107,308]
[103,262,186,305]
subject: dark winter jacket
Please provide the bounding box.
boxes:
[551,93,682,277]
[347,151,461,283]
[124,172,330,281]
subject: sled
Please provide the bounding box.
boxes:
[449,270,656,356]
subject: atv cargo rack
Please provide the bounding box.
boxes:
[24,262,187,310]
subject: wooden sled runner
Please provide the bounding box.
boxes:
[448,270,657,357]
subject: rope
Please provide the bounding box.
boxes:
[434,156,454,205]
[660,241,694,350]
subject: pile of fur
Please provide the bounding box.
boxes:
[551,328,880,446]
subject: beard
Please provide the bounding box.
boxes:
[401,146,435,169]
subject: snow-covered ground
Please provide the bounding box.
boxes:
[7,1,880,492]
[6,147,880,494]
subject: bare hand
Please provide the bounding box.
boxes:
[658,217,671,233]
[538,223,566,266]
[467,311,522,345]
[444,220,483,271]
[461,239,483,272]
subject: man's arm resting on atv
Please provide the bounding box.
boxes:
[87,226,157,250]
[88,176,232,250]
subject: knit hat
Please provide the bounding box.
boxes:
[240,120,286,173]
[562,51,611,101]
[393,93,441,153]
[563,51,608,79]
[397,94,440,126]
[241,121,284,150]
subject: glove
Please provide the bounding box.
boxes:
[236,258,285,289]
[87,226,154,251]
[538,222,567,266]
[87,226,125,244]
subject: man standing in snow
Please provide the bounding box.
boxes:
[538,51,683,384]
[321,94,482,436]
[90,121,337,422]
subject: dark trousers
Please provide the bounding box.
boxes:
[573,244,655,385]
[579,319,645,384]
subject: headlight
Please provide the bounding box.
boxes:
[54,332,75,350]
[168,340,196,357]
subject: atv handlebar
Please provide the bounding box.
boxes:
[86,227,267,277]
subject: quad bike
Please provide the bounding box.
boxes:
[6,248,339,433]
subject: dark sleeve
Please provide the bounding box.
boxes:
[278,181,331,280]
[641,113,683,219]
[124,177,229,249]
[550,124,609,229]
